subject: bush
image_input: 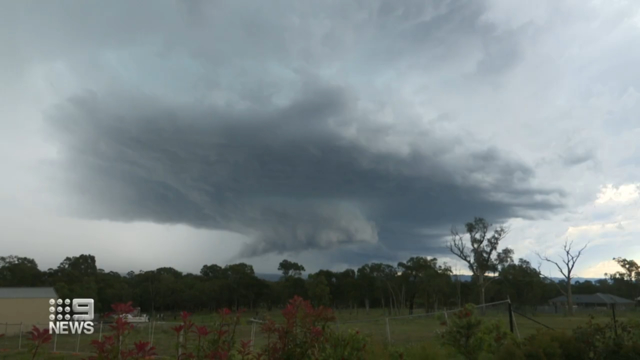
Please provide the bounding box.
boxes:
[493,340,524,360]
[439,304,515,360]
[519,330,585,360]
[494,316,640,360]
[260,296,368,360]
[572,316,640,360]
[86,297,369,360]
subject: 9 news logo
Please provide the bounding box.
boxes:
[48,298,95,335]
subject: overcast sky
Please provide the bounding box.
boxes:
[1,0,639,278]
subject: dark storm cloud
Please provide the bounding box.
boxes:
[44,83,565,258]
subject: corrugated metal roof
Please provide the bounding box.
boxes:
[0,287,57,299]
[549,293,634,304]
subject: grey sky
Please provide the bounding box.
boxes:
[1,0,639,277]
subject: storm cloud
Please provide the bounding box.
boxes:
[44,81,563,258]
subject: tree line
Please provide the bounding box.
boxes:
[1,218,638,316]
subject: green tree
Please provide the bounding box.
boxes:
[497,258,546,308]
[225,263,258,310]
[51,254,99,301]
[277,259,306,278]
[306,273,331,307]
[0,256,44,286]
[449,217,512,309]
[606,257,640,300]
[356,264,377,313]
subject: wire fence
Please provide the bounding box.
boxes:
[0,299,523,356]
[0,321,264,356]
[332,299,512,345]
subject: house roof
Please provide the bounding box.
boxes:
[0,287,57,299]
[549,293,635,304]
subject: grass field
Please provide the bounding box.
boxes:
[0,307,637,359]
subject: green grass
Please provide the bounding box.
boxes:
[0,308,637,359]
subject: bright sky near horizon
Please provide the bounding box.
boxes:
[0,0,639,278]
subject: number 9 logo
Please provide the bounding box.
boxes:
[72,299,94,321]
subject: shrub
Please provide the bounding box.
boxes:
[520,331,582,360]
[260,296,368,360]
[86,302,156,360]
[87,297,368,360]
[25,325,53,360]
[572,315,640,360]
[439,304,484,359]
[493,340,524,360]
[439,304,514,360]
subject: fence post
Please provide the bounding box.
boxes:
[250,322,256,350]
[508,301,514,334]
[150,322,156,346]
[18,323,23,350]
[76,330,81,353]
[54,331,58,352]
[99,321,103,341]
[444,310,449,326]
[512,310,521,339]
[385,318,391,344]
[612,304,618,337]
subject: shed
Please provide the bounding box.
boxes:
[548,293,635,312]
[0,287,58,335]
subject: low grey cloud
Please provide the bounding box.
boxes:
[44,81,564,259]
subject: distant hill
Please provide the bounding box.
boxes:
[451,275,603,284]
[121,272,602,284]
[255,273,604,283]
[256,273,282,282]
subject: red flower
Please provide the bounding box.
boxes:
[206,350,229,360]
[214,329,228,338]
[134,341,157,357]
[171,324,185,335]
[120,349,136,360]
[180,311,192,322]
[310,327,323,338]
[26,325,52,345]
[107,302,135,317]
[108,316,134,334]
[237,340,253,357]
[218,308,232,316]
[193,325,212,337]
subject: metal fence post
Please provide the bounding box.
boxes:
[385,318,391,343]
[508,302,514,334]
[76,330,81,353]
[99,321,103,341]
[53,331,58,352]
[150,321,156,346]
[612,304,618,337]
[18,323,23,350]
[444,311,449,326]
[250,322,256,350]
